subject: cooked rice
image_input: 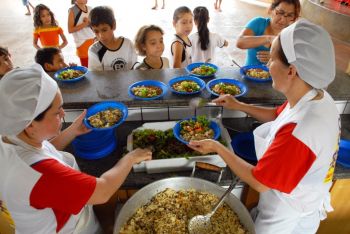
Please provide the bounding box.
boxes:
[119,188,248,234]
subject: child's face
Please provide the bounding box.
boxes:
[91,24,115,45]
[75,0,87,4]
[40,9,52,26]
[45,52,68,72]
[143,30,164,58]
[173,13,193,37]
[0,54,13,76]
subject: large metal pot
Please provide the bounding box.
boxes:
[113,177,255,234]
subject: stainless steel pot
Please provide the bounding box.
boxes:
[113,177,255,234]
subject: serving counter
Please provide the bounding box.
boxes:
[58,67,350,109]
[58,67,350,233]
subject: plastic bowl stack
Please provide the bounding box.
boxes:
[72,101,128,160]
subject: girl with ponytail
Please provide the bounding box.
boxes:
[190,6,228,63]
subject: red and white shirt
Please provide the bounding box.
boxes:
[0,138,97,234]
[252,89,340,233]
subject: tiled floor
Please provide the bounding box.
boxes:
[1,0,268,68]
[1,0,348,70]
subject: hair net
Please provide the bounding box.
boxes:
[280,19,336,89]
[0,64,58,136]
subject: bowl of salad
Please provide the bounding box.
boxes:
[54,66,88,83]
[83,101,128,131]
[168,76,206,95]
[240,65,272,82]
[186,62,218,78]
[206,78,247,98]
[173,116,221,144]
[128,80,168,100]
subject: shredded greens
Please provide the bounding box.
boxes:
[131,126,226,160]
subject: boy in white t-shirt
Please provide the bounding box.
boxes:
[88,6,137,71]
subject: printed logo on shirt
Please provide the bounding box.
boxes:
[112,58,127,71]
[0,200,15,228]
[324,117,341,183]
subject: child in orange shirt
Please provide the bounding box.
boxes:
[33,4,68,50]
[68,0,95,67]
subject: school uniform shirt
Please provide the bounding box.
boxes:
[134,57,169,70]
[88,37,137,71]
[69,4,95,48]
[169,34,192,68]
[189,32,226,63]
[252,89,340,234]
[0,137,99,234]
[33,26,63,48]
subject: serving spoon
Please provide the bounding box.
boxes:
[188,176,241,234]
[189,97,216,109]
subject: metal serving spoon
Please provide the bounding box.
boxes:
[189,97,216,109]
[188,176,241,234]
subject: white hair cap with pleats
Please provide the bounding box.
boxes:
[0,63,58,135]
[280,19,335,89]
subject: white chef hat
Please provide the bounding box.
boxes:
[0,63,58,136]
[280,19,335,89]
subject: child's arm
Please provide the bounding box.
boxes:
[33,32,41,50]
[58,31,68,50]
[33,38,41,50]
[67,10,89,33]
[172,41,184,68]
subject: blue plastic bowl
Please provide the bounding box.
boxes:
[173,117,221,144]
[206,78,248,98]
[337,139,350,168]
[73,130,115,150]
[231,132,257,164]
[84,101,128,131]
[128,80,168,100]
[54,66,88,83]
[240,65,272,82]
[72,136,117,160]
[186,62,218,78]
[168,76,206,95]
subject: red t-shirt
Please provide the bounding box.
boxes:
[252,102,316,194]
[30,159,96,232]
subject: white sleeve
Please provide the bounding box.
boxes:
[88,48,103,71]
[214,33,226,48]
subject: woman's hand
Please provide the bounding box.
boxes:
[126,148,152,164]
[69,109,91,137]
[188,139,219,154]
[212,94,242,110]
[257,50,270,63]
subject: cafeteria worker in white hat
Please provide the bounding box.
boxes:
[0,64,152,234]
[189,19,340,234]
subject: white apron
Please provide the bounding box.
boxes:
[1,136,101,234]
[252,89,340,234]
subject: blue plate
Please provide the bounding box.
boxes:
[128,80,168,100]
[231,132,257,164]
[186,62,218,78]
[337,139,350,168]
[206,78,248,97]
[54,66,88,83]
[173,117,221,144]
[168,76,205,95]
[240,65,272,82]
[83,101,128,131]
